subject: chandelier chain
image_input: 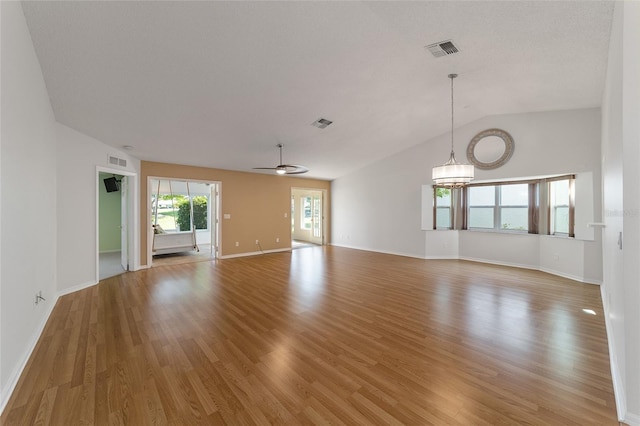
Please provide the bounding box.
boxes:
[449,73,456,154]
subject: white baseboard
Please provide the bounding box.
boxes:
[329,243,424,260]
[424,255,458,260]
[458,256,600,285]
[459,255,536,271]
[0,294,58,415]
[600,285,628,424]
[57,280,98,298]
[132,263,149,271]
[1,279,100,415]
[218,248,291,259]
[625,412,640,426]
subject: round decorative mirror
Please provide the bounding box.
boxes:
[467,128,514,170]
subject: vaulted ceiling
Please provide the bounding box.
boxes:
[22,1,614,180]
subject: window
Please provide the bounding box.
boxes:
[434,187,452,229]
[151,180,210,232]
[432,175,575,237]
[468,185,495,229]
[549,178,574,236]
[467,183,529,232]
[300,196,312,230]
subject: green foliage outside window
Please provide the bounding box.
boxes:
[435,187,450,198]
[177,196,208,231]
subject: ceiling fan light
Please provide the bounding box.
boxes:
[276,167,287,175]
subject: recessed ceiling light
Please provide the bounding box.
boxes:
[122,145,134,150]
[311,118,333,129]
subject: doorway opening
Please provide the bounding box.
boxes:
[148,178,220,267]
[291,188,324,248]
[97,168,137,281]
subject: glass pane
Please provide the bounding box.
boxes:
[554,207,569,234]
[435,188,451,206]
[469,207,494,228]
[313,195,321,238]
[469,186,495,206]
[501,207,528,231]
[301,197,312,230]
[550,180,569,205]
[436,207,451,229]
[192,195,208,230]
[501,184,528,206]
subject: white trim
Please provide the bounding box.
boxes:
[57,280,98,298]
[459,255,537,271]
[99,249,121,254]
[601,285,628,424]
[330,244,600,285]
[0,296,57,414]
[625,412,640,426]
[218,248,291,259]
[147,176,221,267]
[96,167,139,285]
[329,243,425,260]
[291,187,327,246]
[424,255,459,260]
[0,278,100,415]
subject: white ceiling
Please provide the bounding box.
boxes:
[21,1,614,180]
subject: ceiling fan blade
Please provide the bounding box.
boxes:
[254,144,309,174]
[283,165,309,174]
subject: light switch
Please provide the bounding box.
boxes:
[224,214,231,219]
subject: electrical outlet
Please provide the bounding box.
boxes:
[235,242,239,247]
[276,237,280,243]
[256,240,259,245]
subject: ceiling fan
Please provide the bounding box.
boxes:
[253,143,309,175]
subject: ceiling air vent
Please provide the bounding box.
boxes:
[425,40,459,58]
[108,155,127,168]
[311,118,333,129]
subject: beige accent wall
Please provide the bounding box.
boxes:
[140,161,330,265]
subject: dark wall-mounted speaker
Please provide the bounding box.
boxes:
[103,176,120,193]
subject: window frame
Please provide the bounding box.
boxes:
[547,175,575,237]
[433,175,575,237]
[465,182,532,233]
[433,186,453,230]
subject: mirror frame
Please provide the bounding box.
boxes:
[466,128,514,170]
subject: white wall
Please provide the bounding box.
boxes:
[602,1,640,424]
[331,144,431,258]
[56,123,139,294]
[332,108,603,275]
[0,3,141,408]
[0,1,58,409]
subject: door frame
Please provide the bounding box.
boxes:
[96,166,139,283]
[291,187,326,245]
[146,176,221,267]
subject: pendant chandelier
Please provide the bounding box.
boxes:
[432,73,474,187]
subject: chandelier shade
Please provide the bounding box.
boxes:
[432,74,474,187]
[432,153,475,187]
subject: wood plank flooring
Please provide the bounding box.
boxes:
[2,246,620,425]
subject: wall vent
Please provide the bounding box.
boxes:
[425,40,460,57]
[108,155,127,168]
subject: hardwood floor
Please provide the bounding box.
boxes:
[2,246,620,425]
